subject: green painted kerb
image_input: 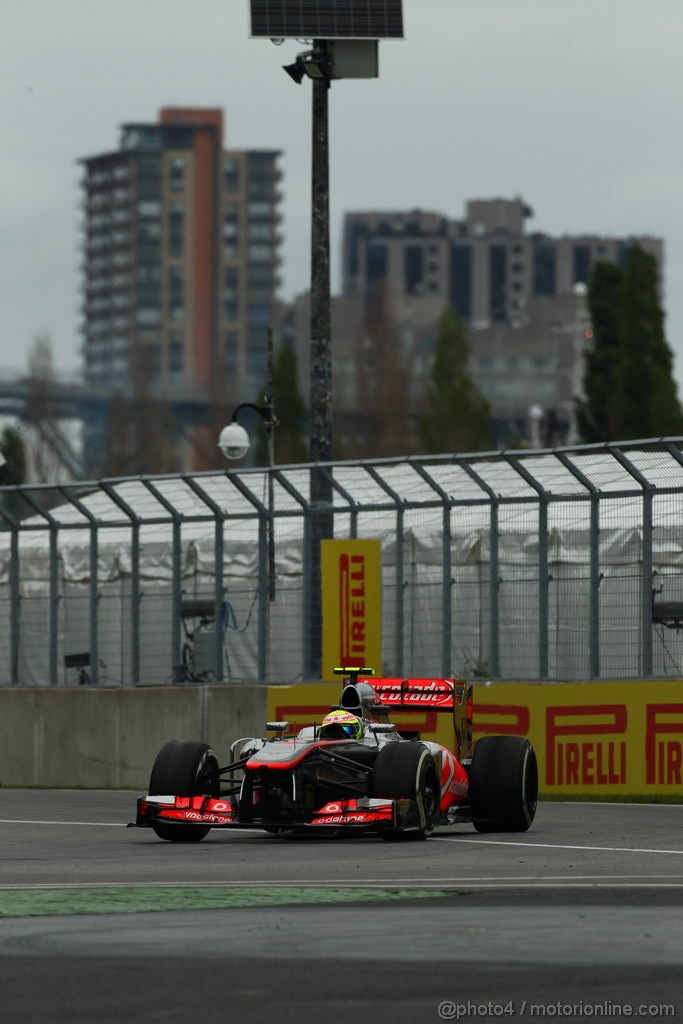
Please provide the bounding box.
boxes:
[0,886,454,919]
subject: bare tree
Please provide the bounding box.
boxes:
[344,289,419,459]
[23,333,79,482]
[99,342,176,477]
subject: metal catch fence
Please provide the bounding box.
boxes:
[2,438,683,685]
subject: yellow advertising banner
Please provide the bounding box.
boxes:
[267,678,683,797]
[321,539,382,681]
[474,680,683,797]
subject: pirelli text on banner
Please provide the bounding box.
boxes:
[321,539,382,682]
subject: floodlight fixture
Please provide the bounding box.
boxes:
[283,49,333,85]
[283,59,306,84]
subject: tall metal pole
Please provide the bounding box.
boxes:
[309,49,333,676]
[310,55,332,465]
[266,324,276,603]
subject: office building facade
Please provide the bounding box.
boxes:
[80,108,282,401]
[336,198,663,446]
[342,198,662,329]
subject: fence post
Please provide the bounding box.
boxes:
[555,451,601,679]
[609,447,654,677]
[503,456,550,679]
[17,490,61,686]
[365,466,404,676]
[183,476,227,683]
[458,461,501,680]
[142,480,183,684]
[411,463,453,678]
[100,482,142,685]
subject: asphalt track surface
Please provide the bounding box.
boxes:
[2,792,683,1023]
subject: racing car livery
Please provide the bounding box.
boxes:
[131,669,538,841]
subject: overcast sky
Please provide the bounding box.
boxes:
[2,0,683,387]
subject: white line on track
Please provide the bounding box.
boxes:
[432,836,683,854]
[3,819,683,856]
[2,878,683,891]
[0,818,265,832]
[0,819,124,827]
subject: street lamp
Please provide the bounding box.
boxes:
[217,402,274,462]
[249,1,404,675]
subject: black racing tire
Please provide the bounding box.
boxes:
[148,739,220,842]
[469,736,538,833]
[370,742,441,840]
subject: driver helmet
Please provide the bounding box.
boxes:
[319,709,365,741]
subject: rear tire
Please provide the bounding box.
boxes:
[469,736,538,833]
[148,739,220,842]
[371,742,441,840]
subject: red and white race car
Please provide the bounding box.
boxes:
[131,669,538,842]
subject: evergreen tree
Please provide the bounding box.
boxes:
[578,245,683,442]
[576,262,623,442]
[618,245,683,437]
[255,346,308,465]
[420,308,492,454]
[0,425,27,486]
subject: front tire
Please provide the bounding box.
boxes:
[371,742,441,840]
[148,739,220,842]
[469,736,538,833]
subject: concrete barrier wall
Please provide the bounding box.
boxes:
[0,685,268,789]
[4,679,683,796]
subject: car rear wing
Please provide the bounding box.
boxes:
[334,669,473,759]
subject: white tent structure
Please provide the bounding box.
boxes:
[2,441,683,685]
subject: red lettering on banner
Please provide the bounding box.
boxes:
[556,740,626,786]
[339,554,367,665]
[546,705,627,786]
[645,704,683,785]
[473,704,530,736]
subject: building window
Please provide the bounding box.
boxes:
[247,200,273,217]
[224,158,240,192]
[450,243,472,321]
[573,245,591,285]
[169,157,185,191]
[169,268,184,322]
[404,245,425,294]
[224,330,238,373]
[489,246,507,323]
[136,308,161,326]
[365,242,387,293]
[169,332,184,375]
[169,202,184,255]
[248,222,273,241]
[248,244,273,263]
[248,304,271,324]
[533,242,557,296]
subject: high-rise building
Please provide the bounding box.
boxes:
[80,108,282,402]
[342,198,662,329]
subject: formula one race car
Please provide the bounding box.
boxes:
[131,669,538,842]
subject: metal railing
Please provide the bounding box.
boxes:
[2,438,683,685]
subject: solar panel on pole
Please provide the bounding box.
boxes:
[249,0,404,39]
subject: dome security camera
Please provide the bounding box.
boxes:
[218,422,250,460]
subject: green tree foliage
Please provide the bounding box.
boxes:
[255,346,308,465]
[576,262,623,442]
[420,308,492,454]
[0,425,27,486]
[578,246,683,442]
